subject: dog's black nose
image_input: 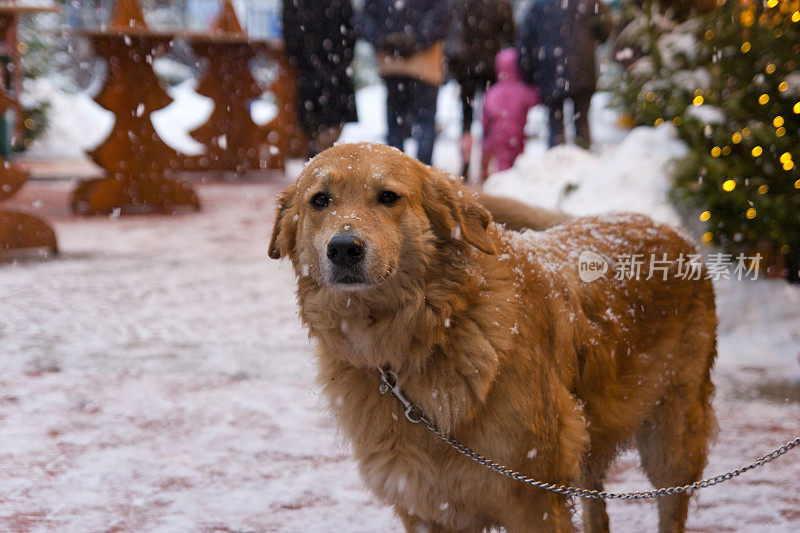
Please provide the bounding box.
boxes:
[327,234,365,267]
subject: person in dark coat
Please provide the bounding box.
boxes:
[447,0,515,177]
[357,0,451,166]
[282,0,359,157]
[517,0,611,149]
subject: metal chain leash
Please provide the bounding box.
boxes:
[378,367,800,501]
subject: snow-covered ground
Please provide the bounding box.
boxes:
[3,82,799,531]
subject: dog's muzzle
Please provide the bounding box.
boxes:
[326,233,369,285]
[327,234,365,267]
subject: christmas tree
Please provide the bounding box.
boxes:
[609,2,708,128]
[671,0,800,281]
[611,0,800,281]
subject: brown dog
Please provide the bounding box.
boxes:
[269,143,717,532]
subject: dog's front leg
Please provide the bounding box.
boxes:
[395,505,461,533]
[503,491,575,533]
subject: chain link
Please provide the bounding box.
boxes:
[378,367,800,500]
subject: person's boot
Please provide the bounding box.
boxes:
[460,132,473,181]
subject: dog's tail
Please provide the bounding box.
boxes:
[478,193,572,232]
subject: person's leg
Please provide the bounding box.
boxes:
[460,132,473,180]
[480,142,493,182]
[466,76,496,180]
[459,79,476,177]
[460,77,477,134]
[547,97,566,148]
[384,76,406,151]
[411,80,439,165]
[573,92,592,149]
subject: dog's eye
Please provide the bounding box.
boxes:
[378,190,400,205]
[310,193,330,209]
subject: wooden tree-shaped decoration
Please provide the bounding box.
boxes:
[0,3,57,253]
[186,0,306,173]
[186,0,275,173]
[70,0,199,215]
[0,161,57,254]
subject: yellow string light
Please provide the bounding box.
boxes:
[779,81,789,92]
[741,41,751,53]
[645,92,656,102]
[732,132,742,144]
[722,146,731,156]
[702,232,714,243]
[693,95,704,106]
[793,11,800,23]
[711,146,722,157]
[723,179,736,192]
[705,29,714,40]
[766,63,776,74]
[784,160,795,171]
[780,152,792,163]
[699,210,711,222]
[773,116,784,127]
[746,208,757,219]
[759,94,770,105]
[672,116,683,125]
[767,0,778,8]
[776,127,786,137]
[794,102,800,114]
[758,184,769,194]
[742,127,752,137]
[752,146,763,157]
[795,179,800,189]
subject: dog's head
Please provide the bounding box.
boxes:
[268,143,495,292]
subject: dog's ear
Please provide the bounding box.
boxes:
[422,169,496,255]
[268,183,298,260]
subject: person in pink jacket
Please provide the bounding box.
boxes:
[481,48,540,181]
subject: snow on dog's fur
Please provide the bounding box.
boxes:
[269,142,717,532]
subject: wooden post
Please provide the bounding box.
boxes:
[0,2,57,253]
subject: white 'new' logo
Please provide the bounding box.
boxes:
[578,250,608,282]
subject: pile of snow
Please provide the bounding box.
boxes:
[22,77,113,160]
[716,277,800,380]
[484,123,686,226]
